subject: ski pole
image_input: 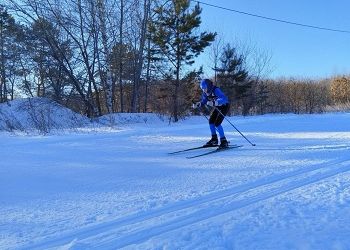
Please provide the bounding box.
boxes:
[211,105,256,146]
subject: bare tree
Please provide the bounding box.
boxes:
[0,5,22,102]
[7,0,100,116]
[330,76,350,104]
[96,0,113,114]
[128,0,151,112]
[209,34,223,83]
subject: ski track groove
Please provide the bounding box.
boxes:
[20,156,350,250]
[99,163,350,249]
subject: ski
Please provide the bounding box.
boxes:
[186,145,243,159]
[168,145,217,155]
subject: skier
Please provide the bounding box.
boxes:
[192,78,230,148]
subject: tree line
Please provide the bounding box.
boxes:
[1,0,349,122]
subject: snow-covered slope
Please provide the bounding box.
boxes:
[0,98,90,133]
[1,101,350,249]
[0,98,168,134]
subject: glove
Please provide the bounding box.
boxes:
[206,100,218,107]
[192,102,201,109]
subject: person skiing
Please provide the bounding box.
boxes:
[192,78,230,148]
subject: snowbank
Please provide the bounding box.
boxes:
[0,98,90,133]
[2,97,349,136]
[96,112,167,126]
[0,98,170,134]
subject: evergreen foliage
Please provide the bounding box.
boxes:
[148,0,216,121]
[1,1,349,118]
[215,43,252,115]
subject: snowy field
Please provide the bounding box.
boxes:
[1,105,350,249]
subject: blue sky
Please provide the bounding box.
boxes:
[192,0,350,79]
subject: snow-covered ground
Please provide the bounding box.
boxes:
[1,101,350,249]
[0,98,90,133]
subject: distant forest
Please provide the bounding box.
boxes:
[1,0,350,121]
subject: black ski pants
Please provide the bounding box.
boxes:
[209,103,230,126]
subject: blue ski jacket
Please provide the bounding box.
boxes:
[200,86,229,106]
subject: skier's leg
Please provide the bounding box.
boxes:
[214,104,230,148]
[204,109,219,146]
[209,123,216,135]
[216,125,225,138]
[209,108,219,137]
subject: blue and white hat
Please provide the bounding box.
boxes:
[200,79,213,91]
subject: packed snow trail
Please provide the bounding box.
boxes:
[21,155,350,249]
[105,162,350,249]
[2,111,350,249]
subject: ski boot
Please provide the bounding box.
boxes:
[219,137,229,149]
[204,135,218,147]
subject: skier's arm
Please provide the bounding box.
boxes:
[200,93,208,106]
[213,88,228,105]
[192,93,207,109]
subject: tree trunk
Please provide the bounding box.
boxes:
[173,60,180,122]
[143,38,151,112]
[118,0,124,113]
[0,20,6,102]
[97,0,113,114]
[131,0,151,112]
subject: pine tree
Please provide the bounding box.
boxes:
[215,43,251,115]
[149,0,216,121]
